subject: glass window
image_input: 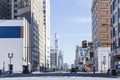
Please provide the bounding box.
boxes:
[113,0,118,10]
[14,0,17,2]
[115,27,118,36]
[113,12,118,23]
[113,28,115,37]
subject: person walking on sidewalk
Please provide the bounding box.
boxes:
[93,66,95,74]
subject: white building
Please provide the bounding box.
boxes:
[0,18,30,73]
[43,0,50,69]
[0,0,45,71]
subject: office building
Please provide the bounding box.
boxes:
[0,0,11,19]
[43,0,50,69]
[91,0,111,71]
[110,0,120,74]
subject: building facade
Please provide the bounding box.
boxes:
[91,0,111,71]
[0,0,11,19]
[110,0,120,74]
[43,0,50,69]
[50,48,58,69]
[0,18,30,73]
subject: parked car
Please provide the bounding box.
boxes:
[70,68,77,73]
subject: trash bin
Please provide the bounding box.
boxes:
[112,69,116,76]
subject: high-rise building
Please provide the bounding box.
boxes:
[43,0,50,69]
[0,0,45,71]
[54,33,59,50]
[91,0,111,71]
[110,0,120,74]
[58,49,63,70]
[0,0,11,19]
[50,33,59,69]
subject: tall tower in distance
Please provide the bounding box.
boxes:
[54,33,59,50]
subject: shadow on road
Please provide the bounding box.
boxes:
[1,72,119,79]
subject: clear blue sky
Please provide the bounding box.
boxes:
[50,0,92,65]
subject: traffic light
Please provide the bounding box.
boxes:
[82,40,87,48]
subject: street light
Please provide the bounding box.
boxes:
[8,53,13,74]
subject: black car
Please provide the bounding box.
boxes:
[71,68,77,73]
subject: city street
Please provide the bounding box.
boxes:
[0,72,120,80]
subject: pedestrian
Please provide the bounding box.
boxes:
[93,66,95,74]
[107,68,110,75]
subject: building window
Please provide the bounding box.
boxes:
[115,27,118,36]
[113,12,118,24]
[14,16,17,19]
[113,0,118,10]
[119,38,120,47]
[14,10,17,13]
[14,4,17,8]
[113,28,115,37]
[14,0,17,2]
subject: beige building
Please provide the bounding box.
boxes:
[91,0,110,47]
[31,0,45,70]
[91,0,111,71]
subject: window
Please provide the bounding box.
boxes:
[14,10,17,13]
[14,16,17,19]
[115,27,118,36]
[14,4,17,8]
[113,12,118,23]
[119,38,120,47]
[113,0,118,10]
[113,28,115,37]
[14,0,17,2]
